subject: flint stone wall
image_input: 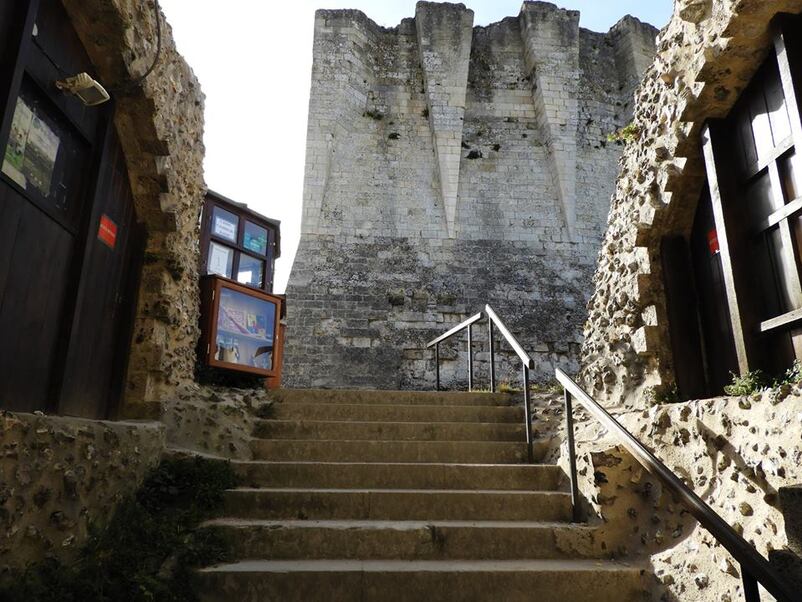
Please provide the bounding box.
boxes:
[580,0,802,408]
[285,1,657,389]
[0,412,165,573]
[561,389,802,600]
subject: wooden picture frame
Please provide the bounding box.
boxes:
[200,274,283,378]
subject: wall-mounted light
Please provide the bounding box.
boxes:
[55,72,110,107]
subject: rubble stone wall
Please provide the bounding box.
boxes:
[285,1,657,389]
[62,0,206,414]
[580,0,802,408]
[563,390,802,600]
[0,412,165,572]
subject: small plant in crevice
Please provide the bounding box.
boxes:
[388,132,400,140]
[466,149,483,160]
[0,457,239,602]
[529,380,563,396]
[643,384,680,406]
[606,122,641,144]
[498,381,520,394]
[723,369,768,397]
[778,359,802,387]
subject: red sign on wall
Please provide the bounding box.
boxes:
[98,214,118,249]
[707,228,720,255]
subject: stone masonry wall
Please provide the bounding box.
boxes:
[0,412,165,573]
[563,390,802,601]
[285,1,657,389]
[63,0,206,414]
[580,0,802,408]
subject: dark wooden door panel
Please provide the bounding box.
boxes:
[58,132,138,418]
[0,194,73,411]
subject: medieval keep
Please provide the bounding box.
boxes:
[284,2,657,389]
[4,1,802,601]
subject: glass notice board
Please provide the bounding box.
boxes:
[215,286,276,370]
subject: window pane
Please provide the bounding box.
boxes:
[749,87,774,165]
[208,242,233,278]
[212,206,239,242]
[780,149,802,202]
[237,253,264,288]
[765,66,792,145]
[244,221,268,255]
[215,286,276,370]
[768,225,802,314]
[745,170,780,224]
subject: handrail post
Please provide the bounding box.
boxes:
[564,388,581,523]
[435,342,440,391]
[742,566,760,602]
[522,365,533,463]
[468,323,474,392]
[488,320,496,392]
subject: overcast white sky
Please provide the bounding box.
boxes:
[159,0,674,293]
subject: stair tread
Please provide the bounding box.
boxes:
[229,487,568,495]
[199,558,642,573]
[232,460,559,468]
[204,518,588,529]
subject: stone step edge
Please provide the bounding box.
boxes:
[201,518,590,529]
[226,487,572,495]
[230,460,561,468]
[198,558,643,573]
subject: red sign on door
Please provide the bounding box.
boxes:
[98,214,118,249]
[707,229,720,255]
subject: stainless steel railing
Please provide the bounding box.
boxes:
[427,305,794,602]
[426,304,535,462]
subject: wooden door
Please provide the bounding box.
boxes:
[0,0,142,417]
[57,127,142,418]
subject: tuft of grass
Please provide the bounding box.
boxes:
[606,122,641,144]
[498,381,520,394]
[529,380,563,395]
[644,384,680,406]
[0,457,239,602]
[724,369,768,396]
[363,110,384,121]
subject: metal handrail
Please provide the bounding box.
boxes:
[426,304,535,462]
[556,368,794,602]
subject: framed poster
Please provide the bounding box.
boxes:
[212,206,238,242]
[208,242,233,278]
[244,220,268,255]
[2,94,60,197]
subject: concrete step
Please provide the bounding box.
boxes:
[253,419,526,441]
[268,388,518,407]
[203,518,601,561]
[250,439,543,464]
[223,488,573,521]
[232,461,565,491]
[270,402,525,424]
[197,559,646,602]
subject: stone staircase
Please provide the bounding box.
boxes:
[195,389,646,601]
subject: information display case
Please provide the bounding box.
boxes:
[199,275,283,378]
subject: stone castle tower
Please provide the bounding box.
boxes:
[284,1,657,389]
